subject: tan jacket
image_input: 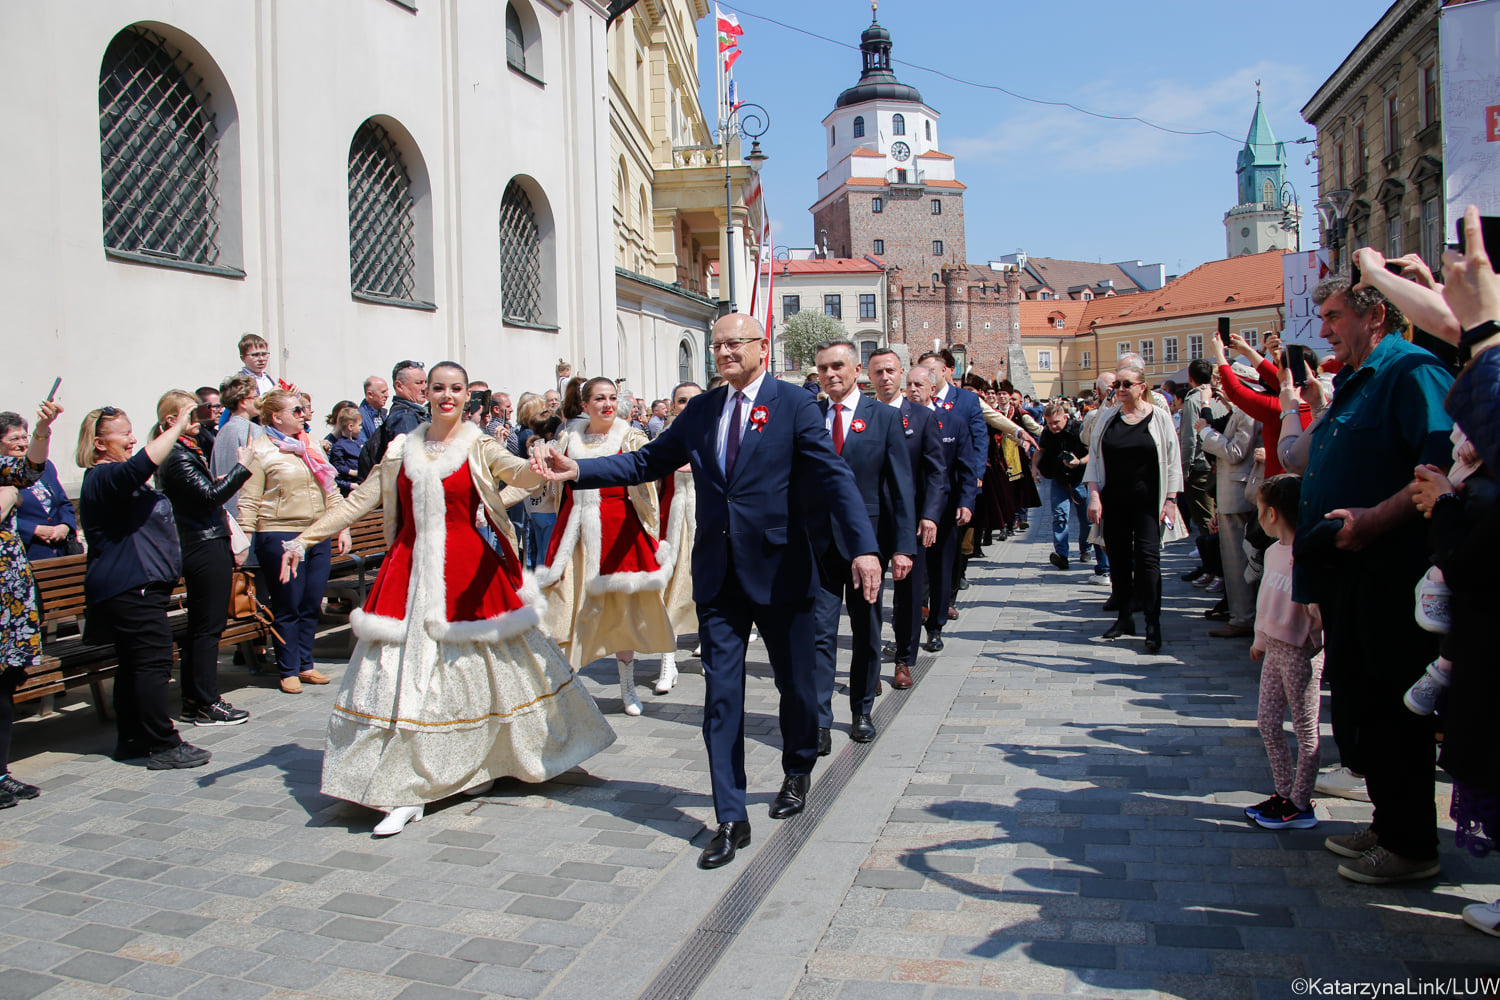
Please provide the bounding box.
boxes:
[238,436,341,534]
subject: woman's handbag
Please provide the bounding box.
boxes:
[228,569,283,643]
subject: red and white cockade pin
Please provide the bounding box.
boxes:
[942,400,954,410]
[749,406,770,432]
[902,416,910,429]
[850,418,866,434]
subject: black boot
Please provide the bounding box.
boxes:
[1101,616,1136,640]
[1144,620,1163,653]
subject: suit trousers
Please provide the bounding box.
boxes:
[891,542,927,664]
[180,536,233,707]
[1100,490,1162,625]
[1217,511,1256,628]
[813,546,882,726]
[1182,467,1216,538]
[697,565,819,824]
[97,583,183,753]
[923,514,960,634]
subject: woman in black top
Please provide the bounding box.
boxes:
[1083,359,1184,652]
[76,401,211,770]
[154,391,253,728]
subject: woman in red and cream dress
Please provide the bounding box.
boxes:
[280,362,614,836]
[652,381,703,695]
[535,377,675,716]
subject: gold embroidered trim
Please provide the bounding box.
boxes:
[330,671,579,727]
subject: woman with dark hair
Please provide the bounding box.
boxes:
[280,361,614,836]
[0,396,63,806]
[535,377,675,716]
[1084,356,1185,652]
[239,390,350,694]
[559,376,588,421]
[76,400,213,770]
[0,412,76,561]
[154,390,253,727]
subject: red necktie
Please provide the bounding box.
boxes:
[832,403,845,454]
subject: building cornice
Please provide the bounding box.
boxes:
[616,266,719,308]
[1301,0,1437,124]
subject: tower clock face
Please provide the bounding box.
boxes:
[891,141,911,162]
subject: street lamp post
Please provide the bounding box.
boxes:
[714,103,769,314]
[1314,188,1355,272]
[1279,181,1302,253]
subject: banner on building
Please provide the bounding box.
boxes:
[1282,249,1332,348]
[1441,0,1500,225]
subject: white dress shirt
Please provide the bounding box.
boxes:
[715,370,768,474]
[824,390,859,442]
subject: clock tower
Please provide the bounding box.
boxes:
[810,6,965,283]
[1223,89,1300,257]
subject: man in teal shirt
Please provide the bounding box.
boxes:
[1296,276,1452,885]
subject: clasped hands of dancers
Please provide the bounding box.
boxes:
[282,314,910,869]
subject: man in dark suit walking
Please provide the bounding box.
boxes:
[532,314,880,870]
[809,340,915,750]
[917,350,985,651]
[868,352,947,688]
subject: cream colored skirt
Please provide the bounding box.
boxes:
[321,628,616,809]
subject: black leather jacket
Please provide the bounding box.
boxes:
[156,442,251,545]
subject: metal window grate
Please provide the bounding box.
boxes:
[348,121,416,301]
[500,179,543,324]
[99,26,221,264]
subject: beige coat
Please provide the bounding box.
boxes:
[239,436,341,534]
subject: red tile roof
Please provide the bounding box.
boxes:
[917,150,954,160]
[850,147,885,158]
[1089,250,1288,328]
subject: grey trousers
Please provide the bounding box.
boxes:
[1218,510,1256,628]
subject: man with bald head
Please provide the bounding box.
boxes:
[532,313,880,870]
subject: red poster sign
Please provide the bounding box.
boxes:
[1488,105,1500,142]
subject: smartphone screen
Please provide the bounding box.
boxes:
[1285,345,1311,387]
[1217,317,1231,341]
[1457,216,1500,272]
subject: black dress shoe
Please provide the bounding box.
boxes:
[1144,622,1163,653]
[882,642,899,659]
[698,821,752,869]
[817,728,832,757]
[923,631,944,653]
[850,715,876,743]
[1049,552,1069,570]
[1101,617,1136,640]
[769,774,809,819]
[1181,566,1205,582]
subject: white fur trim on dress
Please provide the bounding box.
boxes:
[351,608,407,643]
[428,606,540,642]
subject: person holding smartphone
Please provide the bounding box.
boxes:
[154,391,253,727]
[1033,401,1105,579]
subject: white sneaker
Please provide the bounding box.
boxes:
[373,805,423,836]
[619,660,642,716]
[654,652,678,695]
[1463,899,1500,937]
[1088,573,1111,587]
[748,629,760,643]
[1403,661,1450,716]
[691,643,702,657]
[1414,567,1451,634]
[1314,767,1370,802]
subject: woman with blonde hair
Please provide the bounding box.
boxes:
[535,377,675,715]
[154,390,253,726]
[280,362,614,836]
[239,389,349,693]
[77,400,213,769]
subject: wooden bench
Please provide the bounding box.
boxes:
[20,554,275,719]
[325,509,386,606]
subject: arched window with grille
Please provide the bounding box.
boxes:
[348,119,434,307]
[500,176,555,328]
[892,113,905,136]
[99,25,242,273]
[853,116,865,138]
[506,4,526,71]
[678,338,693,384]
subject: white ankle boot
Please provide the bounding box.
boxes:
[654,652,678,695]
[619,659,642,716]
[373,805,423,836]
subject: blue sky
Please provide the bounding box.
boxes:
[699,1,1386,277]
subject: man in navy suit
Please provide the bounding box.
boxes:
[532,314,881,870]
[917,350,985,651]
[868,353,947,688]
[809,340,915,749]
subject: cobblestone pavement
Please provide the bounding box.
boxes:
[2,528,1497,1000]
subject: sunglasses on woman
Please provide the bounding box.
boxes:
[94,406,121,433]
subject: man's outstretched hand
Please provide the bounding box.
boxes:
[530,442,581,481]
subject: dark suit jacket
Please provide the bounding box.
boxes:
[813,394,915,563]
[933,384,985,511]
[897,399,948,526]
[575,376,878,606]
[15,460,77,561]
